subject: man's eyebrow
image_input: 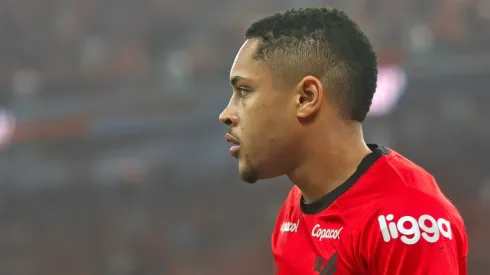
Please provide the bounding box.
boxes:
[230,76,244,87]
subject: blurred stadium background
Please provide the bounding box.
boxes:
[0,0,489,274]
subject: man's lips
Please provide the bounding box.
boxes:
[229,145,240,156]
[225,134,240,156]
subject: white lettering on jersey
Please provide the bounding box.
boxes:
[378,214,452,245]
[311,224,343,241]
[280,220,299,233]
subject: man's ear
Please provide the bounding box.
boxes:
[295,75,323,119]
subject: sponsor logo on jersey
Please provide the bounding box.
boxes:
[378,214,452,245]
[280,220,299,233]
[311,224,343,241]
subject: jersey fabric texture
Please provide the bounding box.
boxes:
[272,144,468,275]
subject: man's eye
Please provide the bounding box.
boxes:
[238,87,251,96]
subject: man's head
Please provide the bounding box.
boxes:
[219,7,378,183]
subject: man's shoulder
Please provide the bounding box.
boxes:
[274,186,302,219]
[371,187,463,222]
[351,149,466,240]
[359,147,444,198]
[373,147,435,184]
[350,149,468,274]
[283,185,302,206]
[381,149,460,213]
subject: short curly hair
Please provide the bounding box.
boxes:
[246,7,378,122]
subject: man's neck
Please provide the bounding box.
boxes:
[287,125,372,204]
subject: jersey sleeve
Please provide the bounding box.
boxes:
[358,192,468,275]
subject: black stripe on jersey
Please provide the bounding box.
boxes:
[300,144,389,215]
[320,252,338,275]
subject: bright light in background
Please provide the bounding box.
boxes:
[0,109,15,148]
[368,66,407,117]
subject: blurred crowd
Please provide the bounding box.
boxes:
[0,0,489,274]
[1,0,489,101]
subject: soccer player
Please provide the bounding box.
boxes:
[219,7,468,275]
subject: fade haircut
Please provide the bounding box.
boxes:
[245,7,378,122]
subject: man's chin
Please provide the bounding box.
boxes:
[240,173,258,184]
[238,163,286,183]
[238,163,259,184]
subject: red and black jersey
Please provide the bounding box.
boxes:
[272,145,468,275]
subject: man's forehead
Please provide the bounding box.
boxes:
[233,40,258,63]
[230,39,267,80]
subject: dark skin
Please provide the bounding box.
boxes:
[219,39,372,202]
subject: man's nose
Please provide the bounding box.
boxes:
[219,106,238,127]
